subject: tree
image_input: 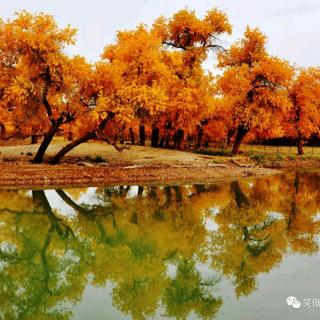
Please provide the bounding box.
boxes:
[48,61,120,164]
[48,24,171,164]
[102,25,169,147]
[217,27,293,155]
[285,67,320,154]
[152,8,232,149]
[0,11,83,163]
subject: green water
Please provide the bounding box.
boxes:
[0,172,320,320]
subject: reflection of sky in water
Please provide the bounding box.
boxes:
[68,251,320,320]
[46,187,103,219]
[206,207,220,231]
[46,190,77,218]
[126,186,139,198]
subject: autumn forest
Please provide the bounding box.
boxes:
[0,7,319,166]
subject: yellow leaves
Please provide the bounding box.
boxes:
[157,7,231,74]
[168,9,203,46]
[217,27,295,135]
[94,94,107,114]
[12,10,77,49]
[2,75,33,106]
[102,25,163,77]
[285,67,320,139]
[218,65,251,96]
[151,16,168,41]
[1,8,319,148]
[117,83,168,116]
[164,7,231,49]
[218,27,267,68]
[204,8,232,35]
[254,56,293,85]
[0,10,83,139]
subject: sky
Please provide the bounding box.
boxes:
[1,0,319,68]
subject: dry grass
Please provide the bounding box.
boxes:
[196,144,320,159]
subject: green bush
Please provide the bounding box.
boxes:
[194,149,231,157]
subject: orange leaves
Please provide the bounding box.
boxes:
[218,27,267,68]
[217,27,294,135]
[167,9,204,47]
[157,8,231,52]
[102,25,165,82]
[99,23,173,130]
[285,67,320,140]
[204,8,232,34]
[151,8,231,133]
[10,10,76,51]
[1,7,320,153]
[0,10,81,140]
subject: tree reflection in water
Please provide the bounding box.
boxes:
[0,172,319,319]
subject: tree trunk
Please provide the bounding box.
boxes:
[232,125,249,155]
[288,172,300,230]
[227,128,235,146]
[49,112,114,164]
[151,127,160,148]
[129,128,135,145]
[186,134,192,150]
[158,136,165,148]
[176,129,184,150]
[231,181,250,208]
[164,187,172,208]
[297,138,304,155]
[0,123,5,137]
[31,135,38,144]
[164,121,172,149]
[196,126,203,148]
[174,186,182,203]
[33,116,64,163]
[164,131,170,148]
[68,130,74,141]
[138,186,144,197]
[119,125,125,145]
[139,124,145,146]
[49,131,96,164]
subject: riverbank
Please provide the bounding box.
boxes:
[0,138,319,188]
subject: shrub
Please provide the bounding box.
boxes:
[91,155,106,163]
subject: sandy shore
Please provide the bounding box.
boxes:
[1,138,319,188]
[0,162,281,189]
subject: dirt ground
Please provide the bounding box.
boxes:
[0,138,318,188]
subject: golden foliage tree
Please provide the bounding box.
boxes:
[217,27,293,154]
[0,11,81,162]
[285,68,320,154]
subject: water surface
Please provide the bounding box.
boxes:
[1,172,320,319]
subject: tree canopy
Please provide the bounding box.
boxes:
[0,8,319,161]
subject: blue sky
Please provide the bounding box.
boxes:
[1,0,319,68]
